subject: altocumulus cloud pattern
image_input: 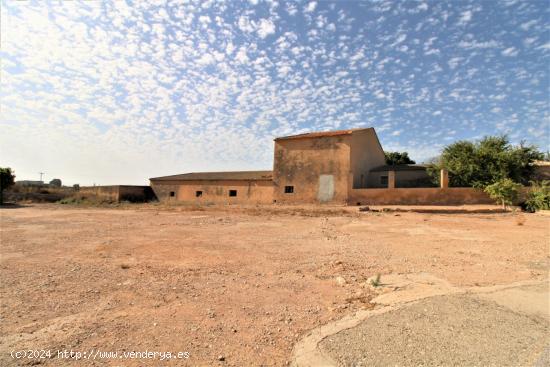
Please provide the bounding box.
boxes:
[0,0,548,185]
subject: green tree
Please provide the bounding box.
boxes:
[484,178,521,210]
[0,167,16,204]
[384,151,416,165]
[428,136,543,187]
[49,178,62,187]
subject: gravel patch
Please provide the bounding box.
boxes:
[319,294,549,366]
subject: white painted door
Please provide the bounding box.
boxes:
[318,175,334,202]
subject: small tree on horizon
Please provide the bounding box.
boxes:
[0,167,16,204]
[49,178,62,187]
[384,151,416,165]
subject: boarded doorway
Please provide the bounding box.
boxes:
[318,175,334,202]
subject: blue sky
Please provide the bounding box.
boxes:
[1,0,548,185]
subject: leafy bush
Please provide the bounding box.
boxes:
[524,181,550,212]
[0,167,15,204]
[428,136,542,187]
[484,178,521,209]
[49,178,62,187]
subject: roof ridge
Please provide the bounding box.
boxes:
[275,127,373,141]
[150,170,273,181]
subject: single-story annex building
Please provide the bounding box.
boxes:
[149,127,450,205]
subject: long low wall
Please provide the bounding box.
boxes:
[78,186,154,202]
[150,180,273,204]
[348,187,494,205]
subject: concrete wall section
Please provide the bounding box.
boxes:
[151,180,273,204]
[273,136,351,204]
[349,187,493,205]
[149,182,181,202]
[79,186,119,201]
[79,185,153,202]
[350,129,386,188]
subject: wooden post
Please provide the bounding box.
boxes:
[440,169,449,188]
[388,170,396,189]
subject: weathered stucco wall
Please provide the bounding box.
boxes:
[350,129,386,188]
[151,180,273,204]
[273,136,351,204]
[78,186,153,202]
[533,164,550,181]
[349,187,493,205]
[149,182,180,202]
[79,186,119,201]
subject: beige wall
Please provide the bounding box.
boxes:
[78,185,152,202]
[79,186,119,201]
[533,165,550,181]
[151,180,273,204]
[350,129,386,188]
[349,187,493,205]
[273,136,351,203]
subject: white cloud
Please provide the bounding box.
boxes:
[226,42,235,55]
[458,40,500,49]
[286,3,298,16]
[448,57,462,69]
[235,47,249,63]
[457,10,473,26]
[198,15,211,25]
[520,20,537,31]
[501,47,518,57]
[238,15,255,33]
[304,2,317,13]
[257,18,276,38]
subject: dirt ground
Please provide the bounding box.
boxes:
[0,203,548,366]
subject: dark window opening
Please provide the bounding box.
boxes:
[356,202,361,206]
[229,190,237,197]
[169,191,175,197]
[380,176,388,186]
[284,185,294,194]
[195,191,203,197]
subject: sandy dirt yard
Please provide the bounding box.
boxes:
[0,204,548,366]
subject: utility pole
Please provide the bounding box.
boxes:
[39,172,45,182]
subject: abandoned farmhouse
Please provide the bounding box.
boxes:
[149,127,492,205]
